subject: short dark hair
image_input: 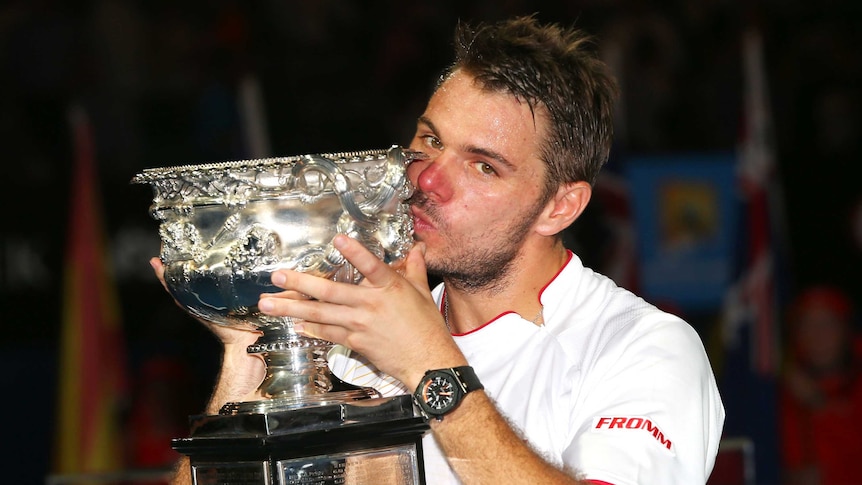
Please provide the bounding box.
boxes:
[439,15,619,192]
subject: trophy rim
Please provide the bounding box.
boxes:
[129,147,397,184]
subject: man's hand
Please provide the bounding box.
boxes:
[257,235,466,390]
[149,257,265,407]
[149,257,262,346]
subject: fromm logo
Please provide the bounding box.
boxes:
[595,416,672,451]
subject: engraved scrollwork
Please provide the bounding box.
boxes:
[159,221,204,263]
[376,211,415,263]
[208,212,242,249]
[224,224,281,273]
[133,146,424,409]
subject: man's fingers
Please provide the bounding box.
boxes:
[257,293,350,322]
[260,288,310,300]
[332,234,395,286]
[291,320,348,344]
[403,242,431,293]
[258,294,359,342]
[149,256,169,292]
[269,267,355,307]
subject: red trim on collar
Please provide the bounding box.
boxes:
[453,311,515,336]
[537,249,573,304]
[440,251,573,336]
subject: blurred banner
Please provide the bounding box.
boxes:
[627,153,738,312]
[54,104,129,475]
[713,27,789,485]
[238,74,272,159]
[723,28,787,378]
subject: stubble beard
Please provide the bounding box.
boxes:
[410,191,547,295]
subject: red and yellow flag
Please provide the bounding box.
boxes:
[54,104,128,474]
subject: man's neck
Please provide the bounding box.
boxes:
[442,241,568,334]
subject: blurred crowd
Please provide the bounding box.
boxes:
[780,286,861,485]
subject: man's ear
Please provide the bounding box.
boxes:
[535,181,592,236]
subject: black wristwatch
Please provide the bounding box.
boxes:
[413,366,484,421]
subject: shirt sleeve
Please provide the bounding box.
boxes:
[561,317,725,485]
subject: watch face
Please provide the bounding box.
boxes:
[420,374,459,413]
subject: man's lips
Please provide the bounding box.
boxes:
[410,206,435,233]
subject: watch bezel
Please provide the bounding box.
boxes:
[416,369,464,417]
[414,366,483,421]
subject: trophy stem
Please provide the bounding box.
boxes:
[260,345,330,397]
[219,330,380,415]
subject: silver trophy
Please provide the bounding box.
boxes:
[133,146,429,484]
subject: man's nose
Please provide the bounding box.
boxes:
[408,153,455,202]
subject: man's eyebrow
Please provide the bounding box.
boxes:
[417,115,437,134]
[417,116,517,172]
[465,145,517,172]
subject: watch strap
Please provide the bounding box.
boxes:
[413,366,484,421]
[449,365,483,393]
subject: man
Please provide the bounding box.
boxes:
[156,15,724,484]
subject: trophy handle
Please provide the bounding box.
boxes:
[292,145,409,225]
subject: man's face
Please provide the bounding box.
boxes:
[406,70,552,290]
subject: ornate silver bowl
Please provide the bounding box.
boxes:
[133,145,421,413]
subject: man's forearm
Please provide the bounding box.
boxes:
[170,342,264,484]
[168,456,191,485]
[205,342,265,414]
[431,391,583,484]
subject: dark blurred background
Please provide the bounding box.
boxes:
[2,1,860,484]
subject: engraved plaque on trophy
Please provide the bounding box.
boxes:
[133,146,428,484]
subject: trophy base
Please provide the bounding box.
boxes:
[173,394,429,485]
[221,387,381,415]
[221,373,383,415]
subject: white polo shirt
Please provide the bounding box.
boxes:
[329,251,725,484]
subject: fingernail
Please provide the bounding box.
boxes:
[272,272,286,285]
[259,298,274,312]
[292,322,305,334]
[333,234,348,249]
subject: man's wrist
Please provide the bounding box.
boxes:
[413,366,484,421]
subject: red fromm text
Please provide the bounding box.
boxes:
[595,416,672,450]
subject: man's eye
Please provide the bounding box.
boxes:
[475,162,495,175]
[422,135,443,150]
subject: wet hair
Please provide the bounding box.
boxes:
[438,15,619,194]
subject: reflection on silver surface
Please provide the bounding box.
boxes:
[134,145,421,413]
